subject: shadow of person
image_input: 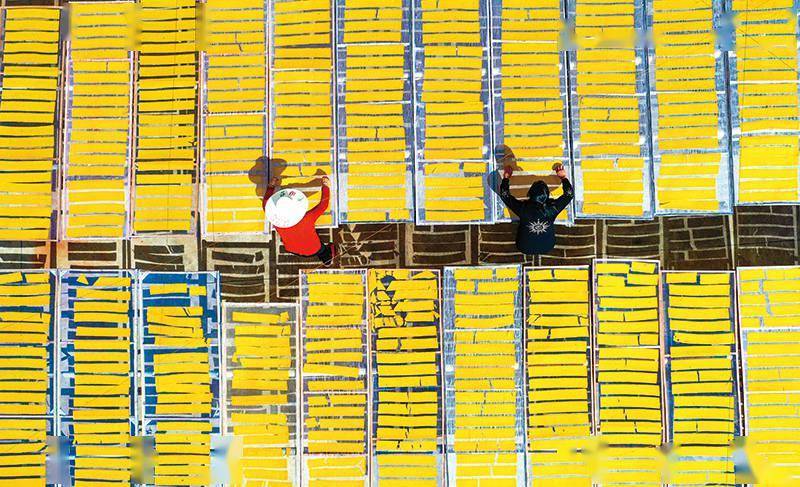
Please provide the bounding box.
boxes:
[288,169,328,191]
[487,144,518,197]
[249,157,329,199]
[248,156,278,199]
[486,145,563,200]
[495,144,517,170]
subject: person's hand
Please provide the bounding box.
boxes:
[321,176,330,187]
[270,177,280,187]
[554,163,567,179]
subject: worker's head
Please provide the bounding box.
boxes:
[528,180,549,204]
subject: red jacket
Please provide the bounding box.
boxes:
[263,185,329,256]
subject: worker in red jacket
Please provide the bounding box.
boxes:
[263,176,335,266]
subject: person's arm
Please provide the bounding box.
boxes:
[262,177,279,210]
[305,177,331,221]
[551,165,574,214]
[499,167,523,216]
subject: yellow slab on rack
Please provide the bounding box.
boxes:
[573,0,648,217]
[733,2,800,203]
[0,418,48,484]
[203,113,266,236]
[152,351,212,416]
[594,260,664,486]
[202,1,267,235]
[652,1,726,213]
[272,0,336,226]
[369,269,441,485]
[665,272,736,486]
[526,267,592,485]
[447,266,523,484]
[0,271,53,417]
[153,421,211,486]
[0,8,60,240]
[226,305,296,486]
[417,0,489,222]
[743,328,800,484]
[738,266,800,331]
[340,0,412,223]
[64,272,134,483]
[134,0,198,234]
[302,271,368,483]
[66,3,133,239]
[497,2,569,222]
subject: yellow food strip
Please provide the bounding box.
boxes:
[203,1,267,236]
[369,269,441,484]
[0,271,53,417]
[526,266,591,485]
[153,421,211,485]
[302,270,367,483]
[665,272,736,486]
[744,327,800,484]
[225,304,296,485]
[64,2,133,240]
[417,0,490,222]
[339,0,412,223]
[0,8,60,240]
[651,1,728,213]
[738,266,800,331]
[496,1,570,222]
[134,0,197,234]
[594,259,663,485]
[271,0,336,226]
[61,272,134,482]
[573,0,649,217]
[151,350,211,416]
[0,418,48,484]
[445,265,523,484]
[732,1,800,203]
[142,273,217,424]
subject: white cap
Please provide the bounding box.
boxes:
[265,189,309,228]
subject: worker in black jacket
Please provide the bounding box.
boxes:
[499,163,574,255]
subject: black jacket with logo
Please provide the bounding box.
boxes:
[499,177,574,255]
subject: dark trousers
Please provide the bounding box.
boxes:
[314,243,333,264]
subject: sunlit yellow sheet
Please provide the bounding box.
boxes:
[0,418,48,484]
[417,0,490,222]
[271,0,336,226]
[133,0,197,234]
[447,266,523,486]
[738,266,800,331]
[302,270,368,484]
[652,1,727,213]
[0,271,53,485]
[65,2,133,239]
[0,271,53,416]
[225,305,297,486]
[203,0,267,235]
[665,271,736,486]
[497,0,569,222]
[743,327,800,485]
[574,0,648,217]
[153,420,212,485]
[526,266,591,485]
[594,259,663,486]
[369,269,441,485]
[63,272,134,483]
[732,0,800,203]
[0,8,60,240]
[339,0,412,223]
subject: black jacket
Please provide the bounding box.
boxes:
[499,177,574,255]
